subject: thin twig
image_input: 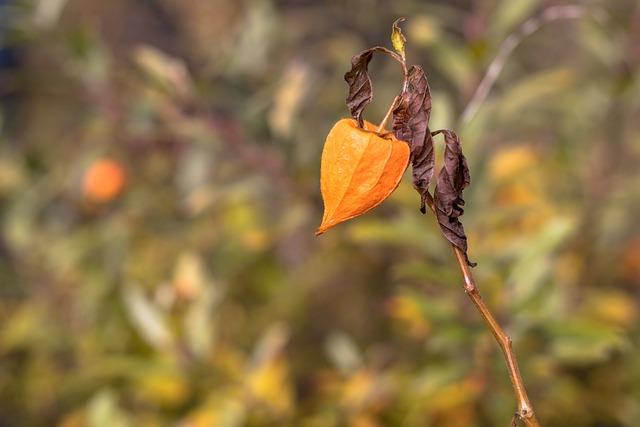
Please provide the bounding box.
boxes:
[452,246,538,426]
[376,95,400,133]
[376,44,409,134]
[460,5,595,125]
[371,46,408,76]
[423,192,539,426]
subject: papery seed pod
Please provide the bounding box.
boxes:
[316,118,410,235]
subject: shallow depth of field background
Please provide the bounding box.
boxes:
[1,0,640,426]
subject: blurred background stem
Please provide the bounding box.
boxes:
[460,5,598,125]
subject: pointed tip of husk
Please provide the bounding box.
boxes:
[315,220,333,236]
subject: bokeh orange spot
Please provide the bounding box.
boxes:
[82,159,126,203]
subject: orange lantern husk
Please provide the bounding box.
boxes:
[316,118,410,235]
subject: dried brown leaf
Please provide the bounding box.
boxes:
[433,129,475,266]
[392,65,434,213]
[344,46,400,128]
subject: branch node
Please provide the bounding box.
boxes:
[464,281,476,294]
[505,334,513,347]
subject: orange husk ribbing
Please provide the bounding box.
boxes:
[316,118,410,235]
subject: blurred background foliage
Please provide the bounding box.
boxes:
[1,0,640,426]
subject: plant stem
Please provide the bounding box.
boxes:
[376,95,400,133]
[460,5,598,125]
[452,246,539,426]
[376,43,408,135]
[423,193,539,427]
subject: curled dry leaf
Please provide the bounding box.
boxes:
[344,46,400,128]
[392,65,434,214]
[316,119,410,235]
[433,130,475,266]
[344,49,376,128]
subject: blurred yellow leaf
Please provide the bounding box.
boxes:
[1,304,54,351]
[179,394,245,427]
[342,369,375,410]
[246,358,293,414]
[386,295,430,338]
[583,292,638,327]
[341,369,388,413]
[245,324,293,414]
[137,368,190,408]
[429,377,482,412]
[489,145,537,182]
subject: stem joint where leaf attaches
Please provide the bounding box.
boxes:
[463,281,476,295]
